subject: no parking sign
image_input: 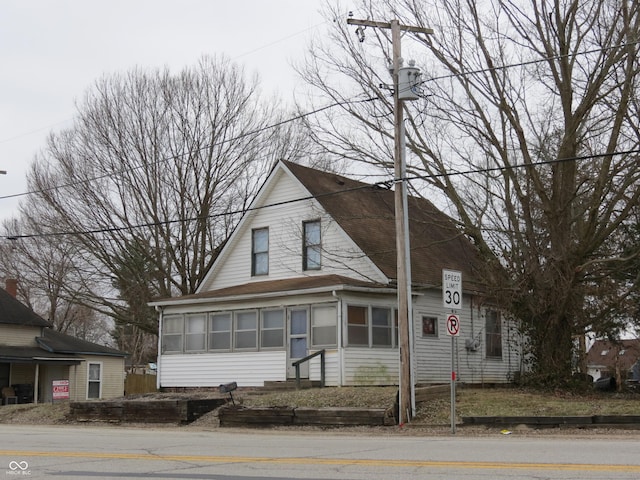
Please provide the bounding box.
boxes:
[446,314,460,336]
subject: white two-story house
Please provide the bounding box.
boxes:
[151,160,523,388]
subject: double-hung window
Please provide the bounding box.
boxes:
[87,362,102,399]
[303,220,321,271]
[252,228,269,276]
[485,310,502,358]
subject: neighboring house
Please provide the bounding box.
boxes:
[151,160,523,388]
[0,281,127,403]
[586,339,640,382]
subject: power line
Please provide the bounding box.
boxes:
[5,147,638,241]
[0,96,375,202]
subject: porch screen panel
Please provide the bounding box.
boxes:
[347,306,368,346]
[209,313,232,351]
[185,313,207,352]
[162,315,184,353]
[311,305,337,347]
[235,311,258,349]
[372,307,392,347]
[261,309,285,348]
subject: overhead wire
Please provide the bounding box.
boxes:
[4,147,638,241]
[2,31,638,240]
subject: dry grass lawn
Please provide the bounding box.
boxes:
[0,386,638,426]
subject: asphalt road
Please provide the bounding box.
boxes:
[1,425,640,479]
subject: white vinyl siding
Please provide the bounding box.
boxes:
[343,349,399,386]
[413,291,522,385]
[201,170,386,291]
[308,349,340,386]
[159,351,287,387]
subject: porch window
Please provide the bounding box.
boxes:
[251,228,269,276]
[261,309,285,348]
[162,314,184,353]
[485,310,502,358]
[303,220,321,271]
[311,305,337,346]
[185,313,207,352]
[87,362,102,399]
[372,307,393,347]
[234,311,258,349]
[347,305,369,346]
[209,313,232,351]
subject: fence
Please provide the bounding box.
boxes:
[124,374,158,396]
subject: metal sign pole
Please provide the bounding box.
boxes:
[451,335,456,434]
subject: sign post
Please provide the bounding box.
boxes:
[443,269,462,434]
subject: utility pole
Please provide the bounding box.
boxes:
[347,17,433,424]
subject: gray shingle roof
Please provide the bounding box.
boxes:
[282,161,485,291]
[36,329,127,357]
[0,288,52,327]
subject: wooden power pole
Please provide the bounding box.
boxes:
[347,18,433,424]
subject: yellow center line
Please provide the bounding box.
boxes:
[1,450,639,473]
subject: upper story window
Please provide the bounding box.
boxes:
[485,309,502,358]
[251,227,269,276]
[303,220,321,271]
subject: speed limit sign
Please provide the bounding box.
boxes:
[446,314,460,336]
[443,269,462,310]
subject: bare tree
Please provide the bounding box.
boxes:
[11,55,314,358]
[300,0,640,386]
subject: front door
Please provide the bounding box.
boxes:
[287,308,309,379]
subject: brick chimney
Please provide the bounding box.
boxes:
[5,278,18,298]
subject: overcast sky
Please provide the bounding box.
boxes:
[0,0,331,221]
